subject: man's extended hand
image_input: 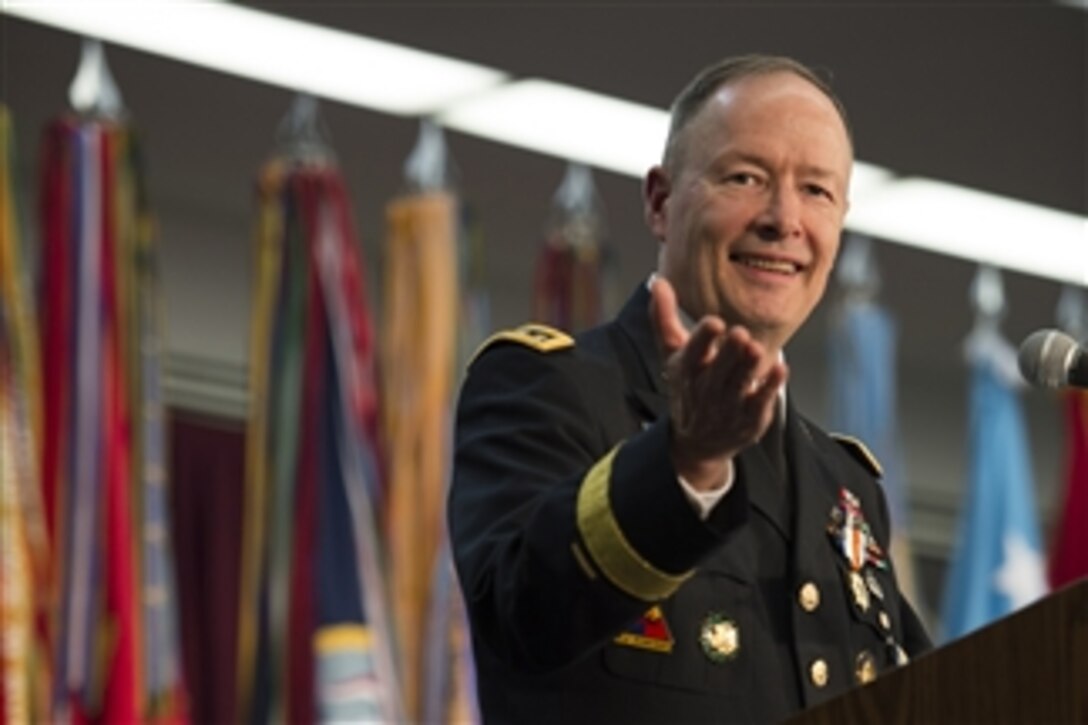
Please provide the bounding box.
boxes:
[650,277,788,492]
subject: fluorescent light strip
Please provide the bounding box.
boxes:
[2,0,507,115]
[846,178,1088,286]
[440,79,669,178]
[848,161,895,204]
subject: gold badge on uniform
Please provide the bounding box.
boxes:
[849,570,870,613]
[614,605,675,653]
[854,650,877,685]
[698,613,740,663]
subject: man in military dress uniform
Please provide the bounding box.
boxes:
[449,55,930,724]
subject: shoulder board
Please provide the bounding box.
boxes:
[470,323,574,365]
[830,434,883,478]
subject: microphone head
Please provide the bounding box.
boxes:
[1018,328,1079,388]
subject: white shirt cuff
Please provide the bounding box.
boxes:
[677,459,735,520]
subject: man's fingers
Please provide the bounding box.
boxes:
[713,326,765,393]
[711,330,788,432]
[683,317,727,369]
[747,361,788,406]
[649,277,689,353]
[743,361,789,433]
[745,355,788,400]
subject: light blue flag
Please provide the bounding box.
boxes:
[828,297,919,604]
[829,300,907,524]
[941,345,1048,642]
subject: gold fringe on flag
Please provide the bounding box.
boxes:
[0,103,51,725]
[235,159,285,725]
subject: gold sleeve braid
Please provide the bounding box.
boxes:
[576,447,693,602]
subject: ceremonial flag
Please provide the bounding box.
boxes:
[827,292,920,606]
[1,105,51,725]
[1048,390,1088,588]
[941,334,1048,641]
[381,186,459,719]
[37,110,187,721]
[422,543,478,725]
[533,163,613,333]
[418,202,486,725]
[237,147,401,723]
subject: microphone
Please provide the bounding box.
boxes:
[1017,329,1088,389]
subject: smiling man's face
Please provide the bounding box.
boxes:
[645,70,852,352]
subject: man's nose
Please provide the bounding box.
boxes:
[754,186,802,241]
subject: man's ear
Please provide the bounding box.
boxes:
[643,165,671,241]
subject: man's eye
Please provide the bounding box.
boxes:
[803,183,833,200]
[726,173,759,185]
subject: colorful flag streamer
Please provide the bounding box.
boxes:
[421,542,478,725]
[420,201,486,725]
[0,105,52,725]
[941,318,1049,641]
[237,151,401,723]
[381,184,459,720]
[36,109,187,721]
[1049,390,1088,588]
[532,163,612,333]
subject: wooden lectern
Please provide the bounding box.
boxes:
[789,579,1088,724]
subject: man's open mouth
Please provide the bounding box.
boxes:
[730,253,803,275]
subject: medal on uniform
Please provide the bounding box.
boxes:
[698,612,740,663]
[854,650,877,685]
[827,487,869,571]
[878,610,892,631]
[865,570,885,601]
[865,534,888,570]
[849,570,870,612]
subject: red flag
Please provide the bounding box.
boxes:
[1049,391,1088,588]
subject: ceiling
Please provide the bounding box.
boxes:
[1,2,1085,378]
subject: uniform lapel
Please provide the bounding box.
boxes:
[612,284,667,425]
[741,445,791,542]
[788,408,849,574]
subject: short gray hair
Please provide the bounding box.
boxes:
[663,54,852,172]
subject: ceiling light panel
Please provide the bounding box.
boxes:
[2,0,508,115]
[439,79,670,178]
[846,178,1088,286]
[848,161,895,204]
